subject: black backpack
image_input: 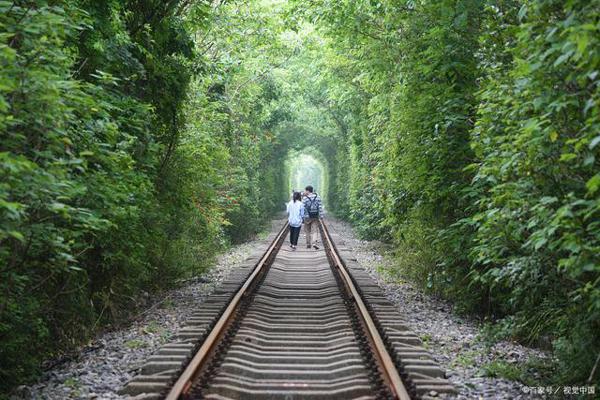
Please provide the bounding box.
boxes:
[306,194,320,218]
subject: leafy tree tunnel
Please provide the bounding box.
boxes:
[1,0,598,392]
[287,152,326,197]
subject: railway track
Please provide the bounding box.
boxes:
[122,220,455,400]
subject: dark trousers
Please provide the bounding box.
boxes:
[289,226,301,246]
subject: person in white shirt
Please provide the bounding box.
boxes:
[286,191,305,250]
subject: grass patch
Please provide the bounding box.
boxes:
[125,339,147,349]
[162,298,175,309]
[480,360,523,381]
[450,349,481,369]
[63,377,79,388]
[420,333,432,349]
[256,223,272,240]
[479,356,558,387]
[144,321,161,334]
[159,330,171,344]
[257,231,270,240]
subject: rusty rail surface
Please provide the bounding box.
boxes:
[121,217,456,399]
[162,219,414,400]
[319,220,411,400]
[148,220,454,400]
[165,222,290,400]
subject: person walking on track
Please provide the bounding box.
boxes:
[286,191,304,250]
[302,185,324,249]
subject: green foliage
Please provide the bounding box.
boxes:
[481,360,523,381]
[290,0,600,386]
[1,2,112,386]
[2,0,598,392]
[467,0,600,383]
[0,0,285,392]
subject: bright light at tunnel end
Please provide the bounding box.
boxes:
[286,152,326,198]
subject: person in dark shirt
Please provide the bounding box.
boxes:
[302,185,324,249]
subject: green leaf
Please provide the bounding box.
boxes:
[517,4,527,20]
[559,153,577,162]
[582,263,597,272]
[576,32,589,54]
[585,174,600,194]
[553,52,571,67]
[534,237,548,250]
[8,230,25,241]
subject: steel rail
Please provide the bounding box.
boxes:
[319,219,412,400]
[165,222,289,400]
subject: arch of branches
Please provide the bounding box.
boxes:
[283,145,333,204]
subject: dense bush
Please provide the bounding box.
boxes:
[292,0,599,384]
[468,0,600,381]
[0,0,288,391]
[2,0,598,392]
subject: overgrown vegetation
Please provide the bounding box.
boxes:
[0,0,287,390]
[1,0,598,393]
[290,0,600,386]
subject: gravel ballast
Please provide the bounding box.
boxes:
[326,218,550,399]
[13,218,551,399]
[11,231,270,400]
